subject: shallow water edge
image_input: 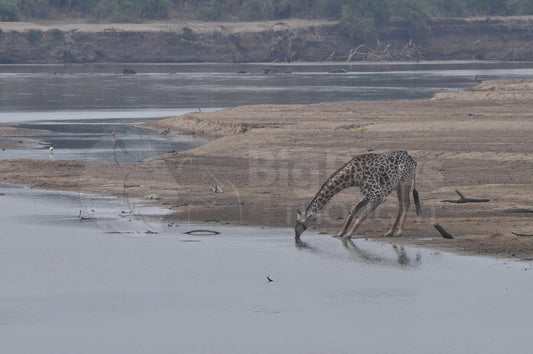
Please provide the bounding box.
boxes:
[1,184,532,354]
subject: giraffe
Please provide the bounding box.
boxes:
[294,150,420,240]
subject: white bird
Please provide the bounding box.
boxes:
[49,145,54,154]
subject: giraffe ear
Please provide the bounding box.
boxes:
[296,210,303,222]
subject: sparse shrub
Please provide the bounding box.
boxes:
[49,28,64,40]
[26,29,43,44]
[181,27,195,41]
[0,1,19,21]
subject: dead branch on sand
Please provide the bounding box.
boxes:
[433,223,454,239]
[512,232,533,237]
[442,190,490,204]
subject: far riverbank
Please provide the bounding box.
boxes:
[1,16,533,63]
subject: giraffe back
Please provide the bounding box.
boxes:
[345,150,416,201]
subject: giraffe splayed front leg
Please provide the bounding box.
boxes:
[343,199,381,239]
[334,197,369,238]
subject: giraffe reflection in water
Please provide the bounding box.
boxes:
[295,237,422,269]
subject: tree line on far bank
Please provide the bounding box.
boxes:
[1,0,532,43]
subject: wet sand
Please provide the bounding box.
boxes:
[0,79,532,258]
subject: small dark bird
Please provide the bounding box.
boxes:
[266,275,273,282]
[160,128,169,138]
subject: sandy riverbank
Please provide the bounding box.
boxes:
[0,79,532,258]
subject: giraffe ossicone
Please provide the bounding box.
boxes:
[294,150,421,240]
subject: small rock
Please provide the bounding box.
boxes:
[331,67,348,73]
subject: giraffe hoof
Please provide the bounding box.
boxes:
[384,231,394,237]
[394,230,403,237]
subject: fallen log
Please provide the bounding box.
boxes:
[442,190,490,204]
[503,208,533,214]
[433,223,454,239]
[512,232,533,237]
[184,229,220,236]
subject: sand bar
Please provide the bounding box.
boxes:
[0,79,532,258]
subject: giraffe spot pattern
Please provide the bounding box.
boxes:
[307,150,417,214]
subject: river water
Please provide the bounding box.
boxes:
[2,61,533,112]
[1,184,532,354]
[2,61,533,161]
[2,62,533,353]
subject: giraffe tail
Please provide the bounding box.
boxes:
[413,189,421,216]
[412,169,421,217]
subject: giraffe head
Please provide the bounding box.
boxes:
[294,210,309,239]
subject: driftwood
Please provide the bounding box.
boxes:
[442,190,490,204]
[346,44,367,62]
[503,208,533,214]
[325,50,336,61]
[433,223,454,239]
[512,232,533,237]
[184,229,220,236]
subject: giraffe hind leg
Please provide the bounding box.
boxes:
[384,188,403,237]
[335,198,369,237]
[394,181,411,237]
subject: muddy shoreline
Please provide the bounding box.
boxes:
[0,79,532,259]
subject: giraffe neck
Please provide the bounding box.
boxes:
[304,163,358,221]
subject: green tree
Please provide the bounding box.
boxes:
[434,0,465,16]
[340,4,378,43]
[318,0,345,17]
[198,0,223,20]
[466,0,509,15]
[102,0,169,20]
[240,0,262,20]
[393,0,432,42]
[509,0,533,14]
[16,0,51,18]
[356,0,390,27]
[0,1,19,21]
[339,0,391,43]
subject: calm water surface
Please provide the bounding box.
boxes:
[2,62,533,112]
[1,62,533,160]
[1,185,532,354]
